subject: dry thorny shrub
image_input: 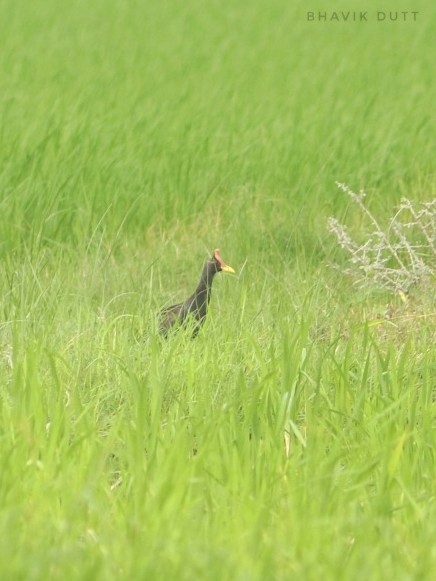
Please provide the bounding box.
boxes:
[328,182,436,294]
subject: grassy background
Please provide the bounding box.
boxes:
[0,0,435,578]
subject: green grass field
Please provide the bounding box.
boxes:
[1,0,435,578]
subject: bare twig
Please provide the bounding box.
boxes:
[328,184,436,293]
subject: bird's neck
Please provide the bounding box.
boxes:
[195,262,216,299]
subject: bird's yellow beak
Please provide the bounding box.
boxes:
[213,249,235,274]
[221,264,235,274]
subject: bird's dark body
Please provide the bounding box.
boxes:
[159,250,233,337]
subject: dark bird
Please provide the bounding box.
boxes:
[159,249,235,337]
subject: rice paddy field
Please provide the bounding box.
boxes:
[0,0,435,579]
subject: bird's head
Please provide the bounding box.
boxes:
[212,249,235,274]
